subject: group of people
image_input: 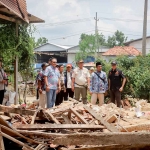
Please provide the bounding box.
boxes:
[37,58,126,108]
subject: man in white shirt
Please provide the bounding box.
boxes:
[64,64,74,100]
[72,60,90,104]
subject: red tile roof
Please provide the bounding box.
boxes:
[102,46,142,56]
[0,0,29,23]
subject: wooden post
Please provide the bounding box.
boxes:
[14,23,19,104]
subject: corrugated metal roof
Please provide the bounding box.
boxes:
[0,0,29,23]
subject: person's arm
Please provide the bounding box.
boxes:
[87,70,90,89]
[119,71,126,92]
[108,79,111,91]
[89,73,94,94]
[43,67,50,91]
[104,73,108,91]
[38,80,42,94]
[72,78,75,92]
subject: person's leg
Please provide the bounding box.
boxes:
[115,90,121,107]
[69,88,74,98]
[46,89,53,108]
[91,93,97,105]
[74,87,80,101]
[98,93,104,106]
[55,92,60,106]
[81,87,87,104]
[110,90,115,104]
[64,88,69,101]
[36,88,39,100]
[59,90,64,104]
[52,89,57,107]
[0,90,4,104]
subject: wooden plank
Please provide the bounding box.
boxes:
[17,130,65,138]
[1,131,33,150]
[44,110,60,124]
[62,114,72,124]
[31,109,41,124]
[70,108,88,124]
[15,124,105,130]
[0,14,16,22]
[53,132,150,146]
[84,106,119,132]
[0,125,46,145]
[0,127,5,150]
[0,105,35,116]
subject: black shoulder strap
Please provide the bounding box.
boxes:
[94,72,105,83]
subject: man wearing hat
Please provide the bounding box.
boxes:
[72,60,90,104]
[90,62,108,106]
[64,64,74,100]
[108,61,126,107]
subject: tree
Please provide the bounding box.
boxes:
[76,33,106,61]
[34,37,48,48]
[107,30,127,48]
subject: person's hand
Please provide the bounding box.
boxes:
[90,92,92,95]
[72,86,74,92]
[64,89,66,93]
[119,86,123,92]
[58,86,61,92]
[46,86,50,92]
[1,80,5,84]
[39,89,42,94]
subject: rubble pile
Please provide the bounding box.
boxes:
[0,98,150,149]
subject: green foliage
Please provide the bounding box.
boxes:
[107,30,127,48]
[34,37,48,48]
[116,55,150,100]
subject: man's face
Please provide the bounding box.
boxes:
[111,64,117,70]
[51,59,57,67]
[67,67,71,72]
[97,65,102,72]
[78,62,84,68]
[59,66,64,72]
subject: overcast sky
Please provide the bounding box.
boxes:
[26,0,150,46]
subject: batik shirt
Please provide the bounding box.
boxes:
[90,71,108,93]
[43,66,60,90]
[37,70,45,90]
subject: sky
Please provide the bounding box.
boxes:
[26,0,150,46]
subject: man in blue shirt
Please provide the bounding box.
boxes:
[90,62,108,106]
[44,58,60,108]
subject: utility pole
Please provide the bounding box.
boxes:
[94,12,99,61]
[142,0,148,55]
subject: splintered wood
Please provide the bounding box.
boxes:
[1,99,150,149]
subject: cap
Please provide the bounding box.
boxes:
[78,60,84,63]
[111,61,117,65]
[96,62,102,67]
[67,64,72,68]
[90,67,94,70]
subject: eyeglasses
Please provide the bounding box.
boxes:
[52,62,57,63]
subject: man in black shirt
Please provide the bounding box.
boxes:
[108,61,126,107]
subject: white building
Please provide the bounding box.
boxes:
[124,36,150,54]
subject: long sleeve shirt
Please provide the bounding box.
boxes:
[90,71,108,93]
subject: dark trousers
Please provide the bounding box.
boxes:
[110,90,121,107]
[36,88,39,100]
[0,90,4,104]
[64,88,74,101]
[55,90,64,106]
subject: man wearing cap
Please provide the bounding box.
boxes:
[64,64,74,100]
[108,61,126,107]
[72,60,90,104]
[90,62,108,106]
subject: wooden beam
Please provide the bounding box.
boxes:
[0,14,16,22]
[17,130,65,138]
[31,109,41,124]
[15,124,105,130]
[53,132,150,146]
[70,108,88,124]
[0,105,35,116]
[44,110,60,124]
[1,131,33,150]
[84,106,119,132]
[0,127,5,150]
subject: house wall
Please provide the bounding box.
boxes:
[128,38,150,54]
